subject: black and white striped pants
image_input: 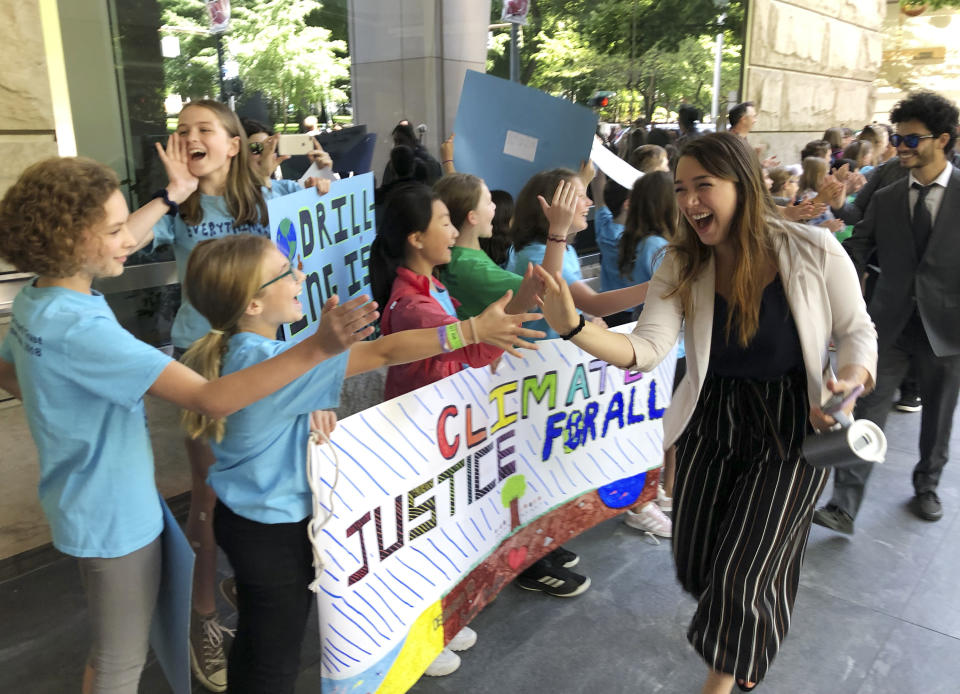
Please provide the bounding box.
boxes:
[673,370,826,685]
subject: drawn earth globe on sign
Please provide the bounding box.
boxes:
[597,471,647,508]
[276,218,298,262]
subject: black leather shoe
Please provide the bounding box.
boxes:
[914,491,943,521]
[812,506,854,535]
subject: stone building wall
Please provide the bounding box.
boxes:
[743,0,886,164]
[0,1,60,272]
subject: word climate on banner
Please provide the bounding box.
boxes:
[310,330,675,693]
[267,173,376,344]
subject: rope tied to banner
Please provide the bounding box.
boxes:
[306,428,340,593]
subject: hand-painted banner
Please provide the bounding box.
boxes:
[267,173,376,344]
[311,330,676,693]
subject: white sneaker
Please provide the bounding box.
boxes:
[657,486,673,513]
[624,502,672,538]
[424,648,461,677]
[448,625,477,652]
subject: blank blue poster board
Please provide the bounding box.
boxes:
[149,498,195,694]
[452,71,598,196]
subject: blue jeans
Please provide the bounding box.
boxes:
[214,501,314,694]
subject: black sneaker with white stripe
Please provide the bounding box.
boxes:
[548,546,579,568]
[515,556,590,597]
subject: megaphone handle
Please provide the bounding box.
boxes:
[833,410,854,429]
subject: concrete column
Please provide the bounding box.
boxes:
[348,0,491,179]
[742,0,885,163]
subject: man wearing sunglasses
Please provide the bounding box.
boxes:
[815,90,960,532]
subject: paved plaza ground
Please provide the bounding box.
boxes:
[1,406,958,693]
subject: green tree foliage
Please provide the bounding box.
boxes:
[159,0,348,124]
[487,0,744,122]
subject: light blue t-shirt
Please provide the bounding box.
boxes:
[0,283,172,557]
[151,183,300,349]
[595,206,626,292]
[506,242,583,339]
[208,332,349,524]
[429,284,458,319]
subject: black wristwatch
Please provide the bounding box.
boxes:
[560,314,586,340]
[151,189,179,217]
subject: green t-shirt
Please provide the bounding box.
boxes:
[438,246,523,319]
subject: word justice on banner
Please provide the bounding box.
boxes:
[268,172,375,345]
[311,331,676,693]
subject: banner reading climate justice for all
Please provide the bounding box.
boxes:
[310,335,676,693]
[267,173,376,345]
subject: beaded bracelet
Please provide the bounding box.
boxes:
[547,235,567,243]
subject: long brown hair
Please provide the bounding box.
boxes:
[511,168,577,252]
[177,100,268,227]
[179,234,274,441]
[668,132,779,347]
[618,171,676,278]
[798,156,827,194]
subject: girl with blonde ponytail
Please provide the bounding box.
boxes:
[179,232,543,693]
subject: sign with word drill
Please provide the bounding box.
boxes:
[267,173,375,344]
[310,331,675,692]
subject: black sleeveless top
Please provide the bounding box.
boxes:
[709,275,804,379]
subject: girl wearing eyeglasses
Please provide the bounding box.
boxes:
[177,232,542,693]
[122,99,332,691]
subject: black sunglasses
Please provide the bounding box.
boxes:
[890,133,935,148]
[248,141,264,155]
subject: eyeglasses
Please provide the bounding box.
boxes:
[259,266,295,290]
[890,133,935,148]
[248,142,264,155]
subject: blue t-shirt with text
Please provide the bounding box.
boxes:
[208,332,349,524]
[0,284,172,557]
[151,183,300,349]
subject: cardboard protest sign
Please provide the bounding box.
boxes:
[311,331,675,692]
[267,173,376,344]
[452,71,598,196]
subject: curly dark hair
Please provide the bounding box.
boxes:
[890,90,959,153]
[0,157,119,277]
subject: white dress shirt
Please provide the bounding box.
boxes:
[908,161,953,225]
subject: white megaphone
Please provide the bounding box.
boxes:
[802,384,887,469]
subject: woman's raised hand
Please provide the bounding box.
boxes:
[155,133,198,203]
[538,180,578,236]
[311,294,379,356]
[472,290,545,357]
[533,265,580,335]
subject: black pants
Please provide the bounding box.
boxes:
[673,371,826,685]
[828,311,960,517]
[214,501,314,694]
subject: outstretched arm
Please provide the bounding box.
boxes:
[150,295,379,419]
[345,290,545,377]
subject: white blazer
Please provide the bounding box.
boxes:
[625,219,879,448]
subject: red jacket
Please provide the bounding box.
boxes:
[381,267,502,400]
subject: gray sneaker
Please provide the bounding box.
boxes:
[812,506,854,535]
[190,611,232,692]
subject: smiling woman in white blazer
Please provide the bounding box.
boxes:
[536,132,877,694]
